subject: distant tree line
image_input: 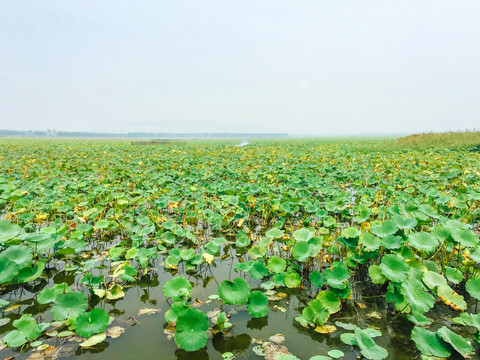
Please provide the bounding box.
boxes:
[0,129,288,139]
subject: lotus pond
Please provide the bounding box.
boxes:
[0,139,480,360]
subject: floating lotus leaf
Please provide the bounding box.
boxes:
[247,291,268,318]
[411,326,452,357]
[379,254,408,283]
[174,308,209,351]
[37,283,71,304]
[163,276,192,301]
[437,326,473,358]
[75,308,109,337]
[79,332,107,347]
[218,278,250,305]
[408,232,439,252]
[51,291,88,320]
[354,327,388,360]
[3,314,49,348]
[106,284,125,300]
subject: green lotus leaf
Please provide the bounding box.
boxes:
[359,233,381,251]
[292,241,310,262]
[51,291,88,320]
[411,326,452,357]
[165,302,189,324]
[466,278,480,300]
[247,291,268,318]
[174,308,209,351]
[391,215,417,230]
[180,248,195,261]
[407,311,431,326]
[436,284,467,311]
[309,356,333,360]
[327,349,344,358]
[120,265,137,282]
[75,308,109,337]
[354,327,388,360]
[324,261,350,289]
[267,256,286,273]
[17,261,45,283]
[437,326,474,358]
[444,266,463,284]
[266,228,284,238]
[95,219,110,229]
[303,299,330,325]
[449,228,478,247]
[109,246,125,260]
[235,235,251,248]
[368,265,386,285]
[370,220,398,238]
[341,227,361,239]
[316,291,341,314]
[293,228,313,242]
[249,260,269,279]
[37,283,71,304]
[381,235,403,250]
[3,313,49,347]
[163,276,192,301]
[218,278,250,305]
[285,271,301,288]
[401,278,434,313]
[0,220,21,243]
[379,254,408,283]
[422,271,446,290]
[408,232,439,252]
[0,257,19,284]
[310,271,326,288]
[0,245,33,268]
[3,330,27,347]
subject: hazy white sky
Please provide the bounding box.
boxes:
[1,1,479,135]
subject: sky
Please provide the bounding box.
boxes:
[0,1,479,135]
